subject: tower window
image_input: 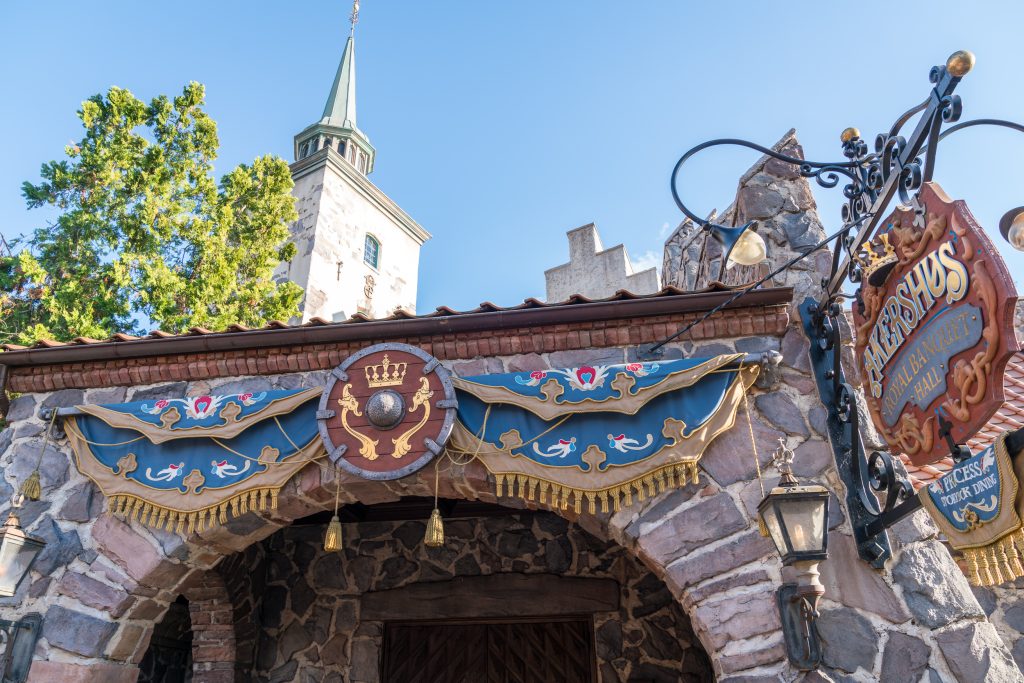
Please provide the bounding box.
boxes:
[357,152,366,173]
[338,140,346,156]
[363,234,380,269]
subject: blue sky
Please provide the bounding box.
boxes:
[2,1,1024,317]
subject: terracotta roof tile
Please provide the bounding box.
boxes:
[901,354,1024,490]
[2,285,743,353]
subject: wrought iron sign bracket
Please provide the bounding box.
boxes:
[800,299,896,567]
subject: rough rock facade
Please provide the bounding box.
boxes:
[215,513,712,682]
[0,303,1017,681]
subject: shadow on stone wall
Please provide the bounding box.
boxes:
[219,509,713,683]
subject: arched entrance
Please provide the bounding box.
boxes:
[218,496,713,682]
[82,450,783,681]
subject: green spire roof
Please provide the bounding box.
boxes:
[321,35,357,129]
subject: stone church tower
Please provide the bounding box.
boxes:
[277,13,430,322]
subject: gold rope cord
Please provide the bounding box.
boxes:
[741,376,770,537]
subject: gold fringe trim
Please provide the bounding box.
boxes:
[490,461,700,513]
[962,533,1024,586]
[107,486,282,535]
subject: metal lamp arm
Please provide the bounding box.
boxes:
[669,139,861,227]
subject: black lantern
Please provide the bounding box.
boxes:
[758,481,830,565]
[0,502,45,598]
[758,443,830,671]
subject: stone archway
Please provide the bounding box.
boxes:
[213,497,714,682]
[72,453,783,682]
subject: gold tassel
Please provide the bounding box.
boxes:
[425,508,445,547]
[612,490,621,512]
[979,547,995,585]
[623,484,633,508]
[690,463,700,485]
[966,549,982,585]
[991,546,1005,584]
[573,490,581,514]
[219,502,229,525]
[19,471,41,501]
[271,489,279,511]
[999,539,1017,580]
[1008,537,1024,577]
[526,478,535,501]
[324,514,343,552]
[495,473,505,498]
[587,492,596,515]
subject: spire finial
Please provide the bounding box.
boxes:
[350,0,359,35]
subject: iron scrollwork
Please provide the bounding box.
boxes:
[662,51,1024,564]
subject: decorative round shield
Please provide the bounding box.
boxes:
[317,343,457,480]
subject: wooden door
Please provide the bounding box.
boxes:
[381,617,596,683]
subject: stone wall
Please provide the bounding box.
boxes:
[662,129,829,307]
[0,319,1019,680]
[216,512,712,682]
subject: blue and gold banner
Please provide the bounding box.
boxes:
[65,389,322,532]
[452,355,758,513]
[919,432,1024,585]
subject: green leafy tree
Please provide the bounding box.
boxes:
[0,82,301,346]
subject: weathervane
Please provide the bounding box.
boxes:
[350,0,360,34]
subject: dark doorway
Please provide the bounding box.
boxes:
[138,595,193,683]
[381,617,596,683]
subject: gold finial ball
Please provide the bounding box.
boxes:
[840,127,860,143]
[946,50,976,77]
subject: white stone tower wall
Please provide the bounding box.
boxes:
[278,151,426,322]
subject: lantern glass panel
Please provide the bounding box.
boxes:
[778,497,827,554]
[762,507,787,557]
[0,528,44,597]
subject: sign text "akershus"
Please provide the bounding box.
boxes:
[863,242,968,399]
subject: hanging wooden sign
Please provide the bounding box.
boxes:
[852,182,1019,466]
[317,343,457,480]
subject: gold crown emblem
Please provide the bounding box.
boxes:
[365,354,407,387]
[854,232,898,285]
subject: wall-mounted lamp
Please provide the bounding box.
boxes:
[0,612,42,683]
[706,221,767,280]
[999,207,1024,251]
[0,496,45,598]
[758,442,829,671]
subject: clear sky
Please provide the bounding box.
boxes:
[2,1,1024,318]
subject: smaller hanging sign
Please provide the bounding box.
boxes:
[852,182,1019,466]
[317,343,457,480]
[918,433,1024,586]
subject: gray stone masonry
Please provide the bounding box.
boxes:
[220,513,712,682]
